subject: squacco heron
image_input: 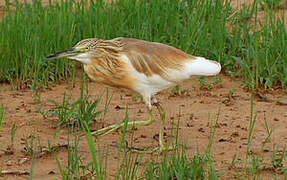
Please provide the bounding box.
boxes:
[46,37,221,153]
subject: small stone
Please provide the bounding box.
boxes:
[274,118,280,121]
[231,132,239,137]
[6,160,12,166]
[19,158,28,165]
[189,113,194,120]
[48,171,55,174]
[153,134,159,141]
[218,138,227,142]
[186,123,193,127]
[115,105,124,110]
[140,135,147,138]
[198,128,205,133]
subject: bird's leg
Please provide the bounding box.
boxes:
[130,101,175,154]
[91,96,174,154]
[153,102,175,153]
[152,96,167,151]
[91,108,153,137]
[154,102,165,151]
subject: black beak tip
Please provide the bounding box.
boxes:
[45,54,56,59]
[44,48,76,60]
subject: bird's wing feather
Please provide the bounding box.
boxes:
[115,37,195,79]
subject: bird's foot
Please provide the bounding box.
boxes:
[91,119,152,137]
[91,123,123,137]
[128,144,176,154]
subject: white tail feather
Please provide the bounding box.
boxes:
[186,57,221,76]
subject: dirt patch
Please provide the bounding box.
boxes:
[0,74,287,179]
[0,0,287,179]
[230,0,287,29]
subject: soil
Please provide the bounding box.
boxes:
[1,0,287,179]
[1,74,287,179]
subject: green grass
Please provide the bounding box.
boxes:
[227,92,287,179]
[80,106,219,179]
[35,78,287,179]
[53,108,218,179]
[1,0,287,178]
[0,0,286,90]
[41,73,219,179]
[36,78,102,128]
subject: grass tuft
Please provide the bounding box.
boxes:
[0,0,286,90]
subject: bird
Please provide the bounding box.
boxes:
[46,37,221,153]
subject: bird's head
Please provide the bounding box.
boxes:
[45,38,100,64]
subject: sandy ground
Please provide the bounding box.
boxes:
[0,0,287,179]
[0,74,287,179]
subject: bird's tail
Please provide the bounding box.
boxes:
[187,57,221,76]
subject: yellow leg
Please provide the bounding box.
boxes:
[155,103,175,153]
[130,103,175,154]
[156,103,165,151]
[91,102,175,154]
[91,108,153,137]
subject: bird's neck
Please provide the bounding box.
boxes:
[68,53,92,64]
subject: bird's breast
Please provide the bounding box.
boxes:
[83,63,136,90]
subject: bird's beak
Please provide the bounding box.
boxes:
[45,47,82,59]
